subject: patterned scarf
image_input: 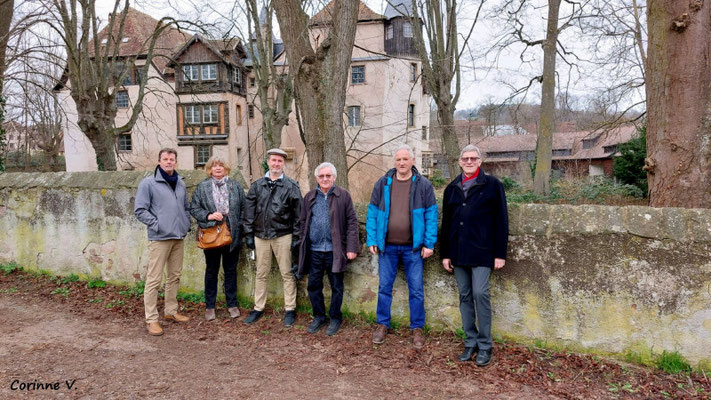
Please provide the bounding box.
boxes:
[211,177,229,215]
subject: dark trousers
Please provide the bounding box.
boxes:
[203,245,239,309]
[307,251,344,321]
[453,266,492,350]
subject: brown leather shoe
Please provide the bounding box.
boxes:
[164,313,190,323]
[413,328,426,349]
[372,324,387,344]
[146,322,163,336]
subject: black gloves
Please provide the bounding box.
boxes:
[245,235,255,250]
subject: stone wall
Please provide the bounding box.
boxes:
[1,172,710,367]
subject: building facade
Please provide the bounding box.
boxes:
[59,3,431,200]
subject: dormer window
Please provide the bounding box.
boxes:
[403,21,413,38]
[201,64,217,81]
[386,25,394,40]
[183,65,199,81]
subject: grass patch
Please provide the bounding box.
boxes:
[0,262,23,275]
[0,287,18,294]
[88,297,103,303]
[236,295,252,309]
[176,291,204,304]
[624,350,644,365]
[296,303,313,315]
[655,351,691,374]
[455,328,466,340]
[87,278,107,289]
[119,281,145,298]
[61,273,80,284]
[51,287,70,297]
[105,300,125,309]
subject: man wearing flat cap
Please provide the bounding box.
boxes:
[242,148,303,326]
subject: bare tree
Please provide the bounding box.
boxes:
[48,0,185,170]
[272,0,360,189]
[409,0,484,179]
[244,0,293,150]
[0,0,16,170]
[645,1,711,207]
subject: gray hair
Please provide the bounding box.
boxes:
[460,144,482,159]
[393,143,414,158]
[314,162,337,178]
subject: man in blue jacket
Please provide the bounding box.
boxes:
[366,144,438,349]
[134,148,192,336]
[440,144,508,366]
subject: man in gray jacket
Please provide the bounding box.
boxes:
[134,148,192,336]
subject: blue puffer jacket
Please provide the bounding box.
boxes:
[366,167,438,252]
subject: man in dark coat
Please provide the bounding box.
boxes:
[298,162,360,336]
[440,144,508,367]
[242,148,303,327]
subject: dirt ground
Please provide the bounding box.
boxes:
[1,270,709,399]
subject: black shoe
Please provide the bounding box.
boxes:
[284,310,296,327]
[307,317,327,333]
[458,346,478,362]
[243,310,263,325]
[325,319,342,336]
[475,349,493,367]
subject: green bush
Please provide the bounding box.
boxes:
[614,125,648,196]
[500,176,520,192]
[429,171,447,188]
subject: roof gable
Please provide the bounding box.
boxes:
[311,0,385,26]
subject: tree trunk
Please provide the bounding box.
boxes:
[646,1,711,207]
[0,0,13,92]
[274,0,359,190]
[533,0,561,196]
[437,107,459,178]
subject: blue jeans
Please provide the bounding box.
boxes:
[376,244,425,329]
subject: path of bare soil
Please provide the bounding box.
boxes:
[0,270,709,399]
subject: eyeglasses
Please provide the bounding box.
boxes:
[317,174,333,179]
[460,157,480,163]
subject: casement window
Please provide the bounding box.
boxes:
[351,65,365,84]
[117,134,132,152]
[196,145,211,166]
[408,104,415,127]
[249,77,256,87]
[183,65,199,81]
[115,91,129,109]
[185,105,201,124]
[248,104,255,119]
[386,25,394,40]
[421,125,428,140]
[203,104,219,124]
[403,22,413,38]
[201,64,217,81]
[347,106,361,127]
[233,68,242,85]
[410,63,417,82]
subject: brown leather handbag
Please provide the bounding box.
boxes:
[197,220,232,249]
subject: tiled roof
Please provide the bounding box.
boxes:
[473,125,639,162]
[311,0,385,26]
[91,7,188,73]
[384,0,414,19]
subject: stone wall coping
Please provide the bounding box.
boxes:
[1,171,709,242]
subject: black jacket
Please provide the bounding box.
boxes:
[243,175,302,240]
[189,177,245,252]
[440,169,508,268]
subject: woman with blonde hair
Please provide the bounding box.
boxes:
[190,155,246,321]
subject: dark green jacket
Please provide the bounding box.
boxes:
[189,177,246,252]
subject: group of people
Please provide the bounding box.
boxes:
[134,143,508,366]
